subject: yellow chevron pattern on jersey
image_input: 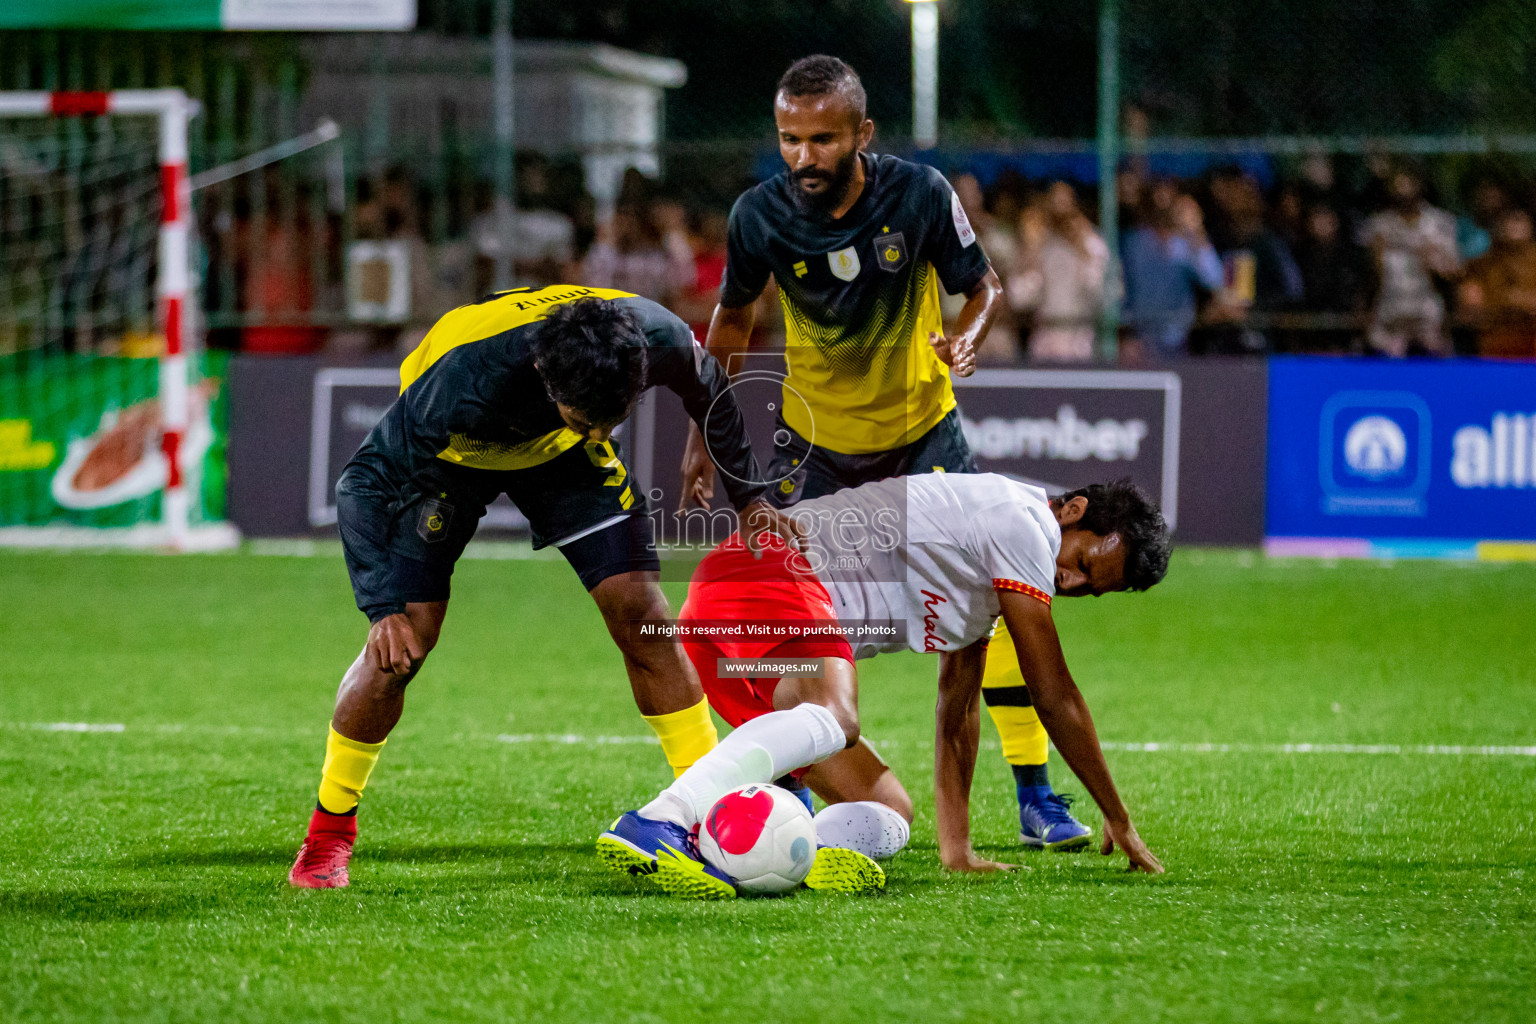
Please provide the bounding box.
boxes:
[435,427,586,472]
[396,284,636,472]
[778,262,954,455]
[398,284,637,392]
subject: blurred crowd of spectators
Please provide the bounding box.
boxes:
[952,156,1536,364]
[216,152,1536,364]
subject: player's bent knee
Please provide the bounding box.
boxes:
[822,698,860,749]
[590,575,670,636]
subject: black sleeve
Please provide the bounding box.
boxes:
[918,167,991,296]
[623,298,768,510]
[718,191,773,309]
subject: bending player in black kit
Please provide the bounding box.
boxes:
[289,288,801,888]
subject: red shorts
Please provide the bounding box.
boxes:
[678,534,853,728]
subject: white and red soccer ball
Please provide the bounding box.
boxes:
[698,783,817,894]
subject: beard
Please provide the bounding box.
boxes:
[790,149,859,215]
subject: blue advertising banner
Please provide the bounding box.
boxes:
[1266,356,1536,560]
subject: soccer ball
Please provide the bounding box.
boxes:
[698,783,817,894]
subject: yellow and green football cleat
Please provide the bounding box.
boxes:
[803,846,886,894]
[652,844,738,900]
[596,811,695,879]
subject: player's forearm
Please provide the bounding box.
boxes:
[933,643,985,864]
[933,693,981,865]
[1031,684,1130,826]
[952,269,1005,349]
[702,302,756,379]
[999,591,1131,825]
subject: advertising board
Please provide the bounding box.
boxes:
[1266,356,1536,559]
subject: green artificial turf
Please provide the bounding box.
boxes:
[1,547,1533,1023]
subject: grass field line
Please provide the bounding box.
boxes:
[495,732,1536,757]
[8,723,1534,757]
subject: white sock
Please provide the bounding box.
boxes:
[813,801,911,860]
[640,703,846,828]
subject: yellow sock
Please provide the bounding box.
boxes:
[981,620,1050,767]
[317,725,386,814]
[642,698,719,777]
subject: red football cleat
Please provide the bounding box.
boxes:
[288,807,358,888]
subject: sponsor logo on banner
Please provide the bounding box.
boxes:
[1342,416,1407,478]
[953,370,1180,529]
[1318,391,1431,516]
[827,246,861,281]
[1265,357,1536,553]
[963,406,1148,462]
[1451,413,1536,489]
[951,190,977,247]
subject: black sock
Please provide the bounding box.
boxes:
[1011,763,1051,790]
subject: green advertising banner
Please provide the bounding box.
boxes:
[0,0,415,30]
[0,353,227,528]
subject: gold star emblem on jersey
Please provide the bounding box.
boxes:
[793,259,808,278]
[827,246,861,282]
[875,231,908,273]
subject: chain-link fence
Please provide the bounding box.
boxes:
[2,1,1534,361]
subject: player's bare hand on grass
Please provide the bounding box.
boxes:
[941,847,1017,873]
[367,613,425,677]
[678,425,716,511]
[928,330,977,378]
[740,499,806,557]
[1101,818,1164,874]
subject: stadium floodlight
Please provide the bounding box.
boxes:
[0,89,235,550]
[906,0,939,149]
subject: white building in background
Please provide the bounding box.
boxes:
[513,42,687,215]
[298,35,687,215]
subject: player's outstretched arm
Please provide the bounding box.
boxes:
[998,590,1164,874]
[927,268,1004,378]
[934,639,1016,872]
[679,302,757,511]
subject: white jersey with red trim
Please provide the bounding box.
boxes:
[792,472,1060,659]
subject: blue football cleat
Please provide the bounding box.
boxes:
[652,835,738,900]
[1018,790,1093,851]
[596,811,695,878]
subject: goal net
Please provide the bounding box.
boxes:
[0,90,235,550]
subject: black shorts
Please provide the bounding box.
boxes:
[763,406,978,507]
[337,438,658,621]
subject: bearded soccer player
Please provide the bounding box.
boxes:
[598,475,1169,898]
[288,288,801,888]
[677,55,1090,851]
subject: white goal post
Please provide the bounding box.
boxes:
[0,89,234,550]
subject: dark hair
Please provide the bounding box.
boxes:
[1056,478,1171,591]
[531,297,648,426]
[777,55,867,122]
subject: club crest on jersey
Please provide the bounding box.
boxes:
[417,498,454,543]
[827,246,861,281]
[875,232,908,273]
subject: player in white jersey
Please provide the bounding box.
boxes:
[597,474,1170,898]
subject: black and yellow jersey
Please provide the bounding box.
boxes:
[720,152,990,455]
[349,284,767,510]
